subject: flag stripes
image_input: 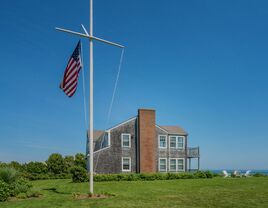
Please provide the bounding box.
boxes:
[60,41,82,97]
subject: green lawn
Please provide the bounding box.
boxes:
[1,177,268,208]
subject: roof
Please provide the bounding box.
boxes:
[159,125,188,135]
[88,130,104,141]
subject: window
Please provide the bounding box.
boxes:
[100,132,109,148]
[177,159,184,171]
[170,136,177,148]
[159,135,167,148]
[169,136,185,149]
[159,158,167,172]
[169,159,176,172]
[169,158,185,172]
[121,133,131,148]
[122,157,131,172]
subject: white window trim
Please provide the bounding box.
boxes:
[158,135,167,149]
[122,157,131,172]
[121,133,131,148]
[158,158,167,172]
[169,158,177,172]
[169,158,185,172]
[177,158,185,172]
[169,136,185,149]
[107,130,111,146]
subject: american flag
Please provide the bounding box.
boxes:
[60,41,82,97]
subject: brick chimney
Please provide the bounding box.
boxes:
[138,109,156,173]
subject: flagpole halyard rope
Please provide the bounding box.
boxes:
[81,41,88,129]
[94,48,125,171]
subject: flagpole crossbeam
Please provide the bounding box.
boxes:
[91,36,124,48]
[55,27,125,48]
[55,27,89,38]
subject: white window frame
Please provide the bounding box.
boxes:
[177,158,185,171]
[169,136,185,149]
[169,158,185,172]
[158,135,167,149]
[122,157,131,172]
[169,158,177,172]
[121,133,131,148]
[158,158,167,172]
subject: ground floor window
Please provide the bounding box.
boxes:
[159,158,167,172]
[169,158,185,172]
[122,157,131,172]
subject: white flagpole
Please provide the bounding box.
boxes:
[89,0,94,194]
[55,0,124,195]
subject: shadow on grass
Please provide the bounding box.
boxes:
[42,188,70,195]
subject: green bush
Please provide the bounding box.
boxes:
[46,153,65,175]
[253,173,267,177]
[0,180,10,202]
[70,166,88,183]
[93,171,213,182]
[193,171,207,178]
[25,162,48,175]
[74,153,87,169]
[9,178,32,197]
[178,172,194,179]
[0,167,20,184]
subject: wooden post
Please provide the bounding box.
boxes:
[189,158,191,172]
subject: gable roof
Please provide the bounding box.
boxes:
[159,125,188,135]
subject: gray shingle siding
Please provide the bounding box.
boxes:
[93,119,137,174]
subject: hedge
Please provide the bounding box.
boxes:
[93,171,214,182]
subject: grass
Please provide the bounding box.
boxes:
[1,177,268,208]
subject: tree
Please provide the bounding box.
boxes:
[9,161,22,171]
[46,153,65,175]
[64,155,74,173]
[25,162,48,174]
[74,153,86,169]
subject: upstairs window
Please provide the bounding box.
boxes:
[122,157,131,172]
[170,136,177,148]
[121,133,131,148]
[169,136,185,149]
[159,135,167,148]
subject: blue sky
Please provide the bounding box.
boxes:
[0,0,268,169]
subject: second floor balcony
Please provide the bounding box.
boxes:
[187,147,200,158]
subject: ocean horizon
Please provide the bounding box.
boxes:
[206,169,268,175]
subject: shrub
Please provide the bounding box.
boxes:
[253,173,266,177]
[64,155,75,173]
[204,171,213,178]
[74,153,87,169]
[0,180,10,202]
[193,171,207,179]
[9,178,32,196]
[179,172,194,179]
[70,166,88,183]
[46,153,65,175]
[25,162,48,175]
[0,167,20,184]
[166,173,178,180]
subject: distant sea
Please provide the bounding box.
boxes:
[207,170,268,175]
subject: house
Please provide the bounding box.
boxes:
[91,109,200,174]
